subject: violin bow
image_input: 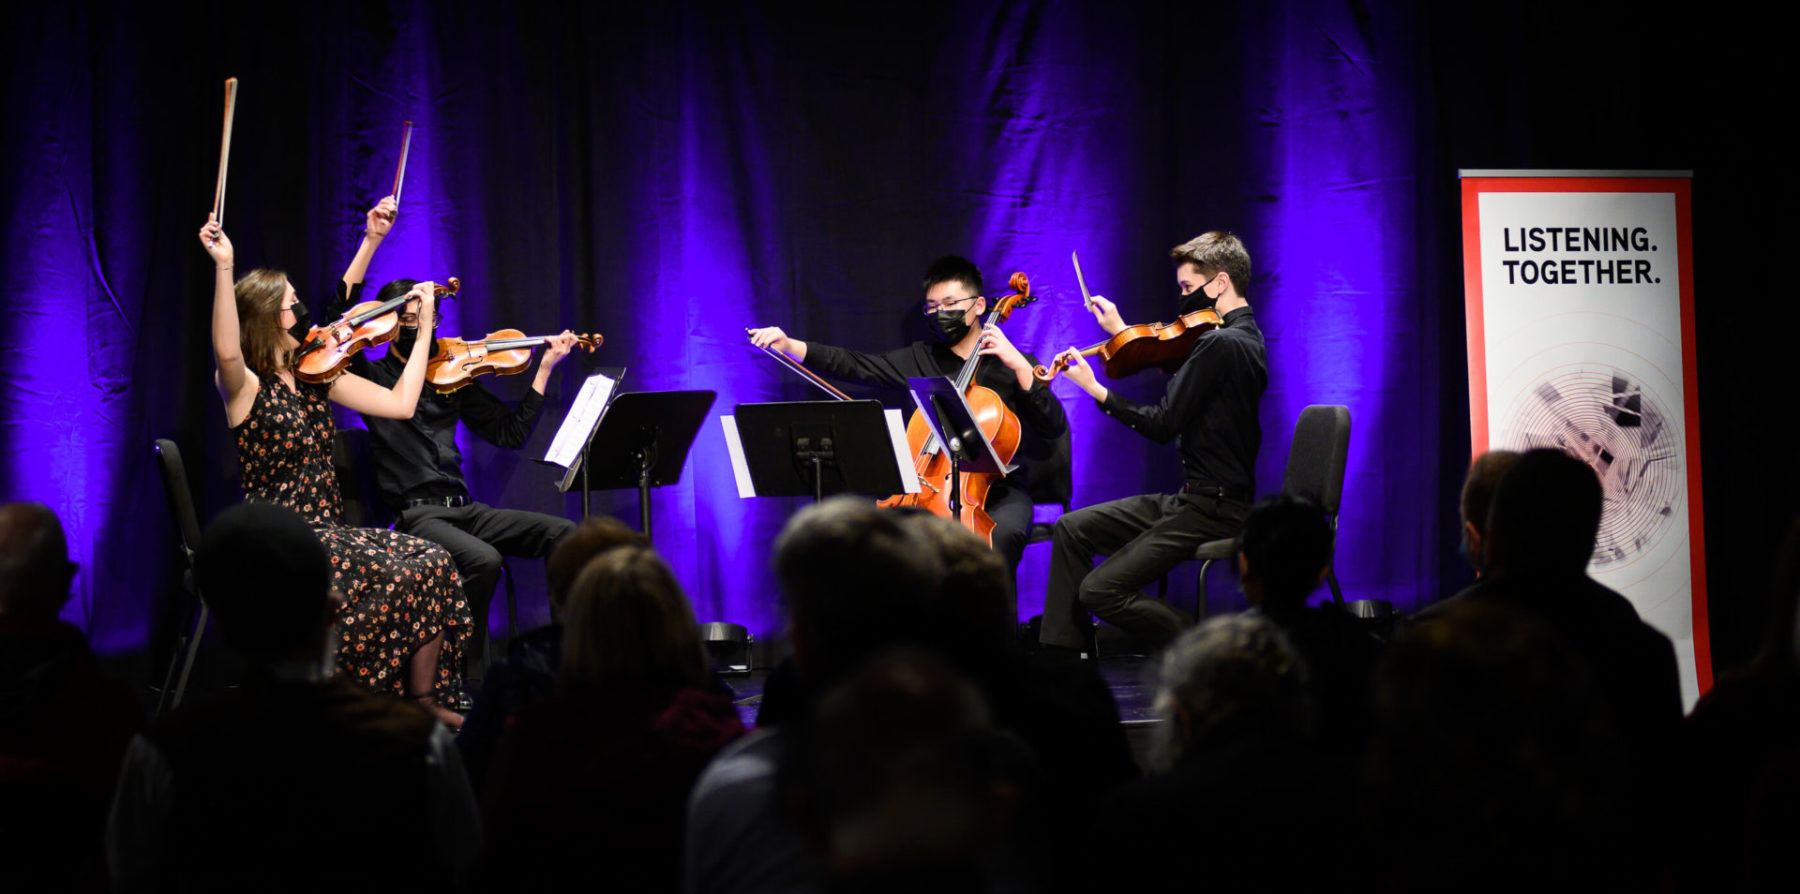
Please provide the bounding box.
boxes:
[1071,250,1094,311]
[391,120,414,207]
[212,77,238,231]
[744,329,852,401]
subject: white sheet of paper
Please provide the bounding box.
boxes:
[886,408,920,494]
[719,415,757,498]
[544,372,618,468]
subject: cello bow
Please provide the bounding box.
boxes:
[745,328,853,401]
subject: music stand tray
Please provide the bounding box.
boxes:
[728,400,908,502]
[561,389,716,538]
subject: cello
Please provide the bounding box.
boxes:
[876,272,1037,546]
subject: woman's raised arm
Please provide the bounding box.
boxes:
[202,215,254,408]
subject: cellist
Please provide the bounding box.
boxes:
[1039,232,1267,658]
[749,256,1068,584]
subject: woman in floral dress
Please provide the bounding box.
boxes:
[200,200,472,727]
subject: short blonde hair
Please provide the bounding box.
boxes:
[560,545,709,689]
[1170,232,1251,297]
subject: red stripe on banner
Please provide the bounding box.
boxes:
[1460,179,1488,457]
[1671,180,1712,691]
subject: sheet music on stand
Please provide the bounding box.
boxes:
[545,369,623,482]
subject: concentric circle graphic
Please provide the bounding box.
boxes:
[1498,363,1684,571]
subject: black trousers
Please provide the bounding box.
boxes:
[395,502,575,681]
[985,481,1034,575]
[1039,492,1248,651]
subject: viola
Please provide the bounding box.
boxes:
[875,272,1036,546]
[294,278,459,383]
[1033,306,1222,382]
[421,330,601,393]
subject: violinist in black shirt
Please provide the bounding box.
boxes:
[326,224,579,687]
[748,256,1069,586]
[1041,232,1267,655]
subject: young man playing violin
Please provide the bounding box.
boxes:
[748,255,1069,586]
[325,208,581,686]
[1041,231,1267,656]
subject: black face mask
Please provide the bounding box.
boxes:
[934,306,975,342]
[392,324,419,358]
[1180,274,1220,315]
[285,301,311,342]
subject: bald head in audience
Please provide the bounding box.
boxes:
[0,502,77,618]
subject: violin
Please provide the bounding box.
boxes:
[1033,306,1222,382]
[421,330,602,393]
[294,278,459,383]
[876,272,1036,546]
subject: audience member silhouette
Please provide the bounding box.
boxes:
[106,501,479,892]
[1236,494,1383,753]
[0,502,143,892]
[458,515,647,791]
[1411,447,1680,888]
[1457,449,1521,575]
[1416,447,1682,760]
[1678,518,1800,892]
[896,513,1136,893]
[1092,613,1356,890]
[784,650,1026,894]
[685,497,945,894]
[479,545,743,891]
[1367,599,1636,892]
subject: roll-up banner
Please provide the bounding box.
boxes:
[1460,170,1707,708]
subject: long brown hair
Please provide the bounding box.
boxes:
[561,545,709,690]
[234,268,292,379]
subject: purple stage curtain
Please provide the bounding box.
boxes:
[4,1,1788,675]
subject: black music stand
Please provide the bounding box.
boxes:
[730,400,907,502]
[559,390,716,539]
[905,376,1012,517]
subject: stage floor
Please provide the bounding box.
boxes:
[722,655,1165,769]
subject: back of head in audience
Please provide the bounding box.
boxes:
[1460,449,1522,574]
[1368,598,1632,889]
[896,511,1015,657]
[1151,613,1310,771]
[785,649,1019,880]
[0,502,77,618]
[561,545,709,690]
[1483,447,1602,579]
[773,497,945,684]
[193,501,333,665]
[1236,495,1333,613]
[546,516,648,613]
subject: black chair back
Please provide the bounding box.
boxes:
[153,439,203,560]
[1281,405,1351,518]
[152,439,210,714]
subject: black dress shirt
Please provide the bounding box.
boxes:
[803,336,1068,492]
[328,282,547,511]
[1098,305,1266,496]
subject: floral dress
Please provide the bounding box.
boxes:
[234,376,472,701]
